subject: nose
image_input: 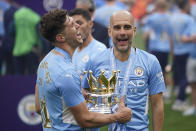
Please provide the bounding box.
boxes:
[119,28,126,36]
[70,17,80,29]
[75,22,80,29]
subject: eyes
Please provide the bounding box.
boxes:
[75,20,83,26]
[113,25,133,30]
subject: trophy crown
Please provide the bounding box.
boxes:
[84,70,120,94]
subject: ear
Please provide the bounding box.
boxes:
[108,26,112,37]
[89,20,94,28]
[133,26,136,37]
[56,34,65,42]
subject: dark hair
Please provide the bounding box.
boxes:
[69,8,91,21]
[155,0,167,10]
[39,9,68,43]
[176,0,189,9]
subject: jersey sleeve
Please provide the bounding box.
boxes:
[148,55,166,95]
[55,71,85,107]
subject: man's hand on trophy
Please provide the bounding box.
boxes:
[116,96,132,123]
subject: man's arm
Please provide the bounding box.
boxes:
[35,84,41,114]
[150,93,164,131]
[70,98,132,128]
[181,35,196,43]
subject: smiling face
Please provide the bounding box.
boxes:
[108,11,136,53]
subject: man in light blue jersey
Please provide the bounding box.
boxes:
[143,0,173,102]
[70,8,106,83]
[70,8,106,131]
[170,0,195,111]
[35,9,132,131]
[181,19,196,116]
[83,10,165,131]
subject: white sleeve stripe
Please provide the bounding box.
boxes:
[144,93,149,115]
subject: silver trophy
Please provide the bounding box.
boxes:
[84,70,120,114]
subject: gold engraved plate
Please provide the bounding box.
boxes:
[40,97,52,128]
[84,70,120,114]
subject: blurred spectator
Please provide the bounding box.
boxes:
[170,0,194,111]
[94,0,124,28]
[181,7,196,116]
[94,0,105,8]
[0,0,11,75]
[131,0,149,22]
[191,0,196,19]
[76,0,110,48]
[1,1,18,75]
[12,7,41,75]
[143,0,173,102]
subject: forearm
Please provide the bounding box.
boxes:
[80,112,119,128]
[35,85,41,114]
[181,35,194,43]
[151,98,164,131]
[71,101,131,128]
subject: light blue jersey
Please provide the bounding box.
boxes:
[183,22,196,58]
[170,12,194,55]
[94,5,123,27]
[36,47,85,131]
[84,47,166,130]
[72,39,106,78]
[143,12,173,52]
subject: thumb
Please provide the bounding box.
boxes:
[119,96,125,107]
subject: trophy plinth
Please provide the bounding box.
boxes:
[84,70,120,114]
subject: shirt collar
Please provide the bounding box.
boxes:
[53,47,71,60]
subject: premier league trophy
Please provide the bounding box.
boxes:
[84,70,120,114]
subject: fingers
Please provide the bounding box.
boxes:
[118,107,132,123]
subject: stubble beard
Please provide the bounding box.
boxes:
[65,37,82,50]
[115,40,132,53]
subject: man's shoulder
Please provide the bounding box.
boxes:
[89,48,110,64]
[135,48,157,62]
[39,51,76,77]
[92,39,107,49]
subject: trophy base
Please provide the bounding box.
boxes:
[87,93,118,114]
[89,104,112,114]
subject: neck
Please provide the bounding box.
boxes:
[107,1,115,5]
[157,9,165,13]
[55,43,76,58]
[113,47,131,62]
[78,35,93,51]
[180,9,188,14]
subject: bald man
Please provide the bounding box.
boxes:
[83,10,165,131]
